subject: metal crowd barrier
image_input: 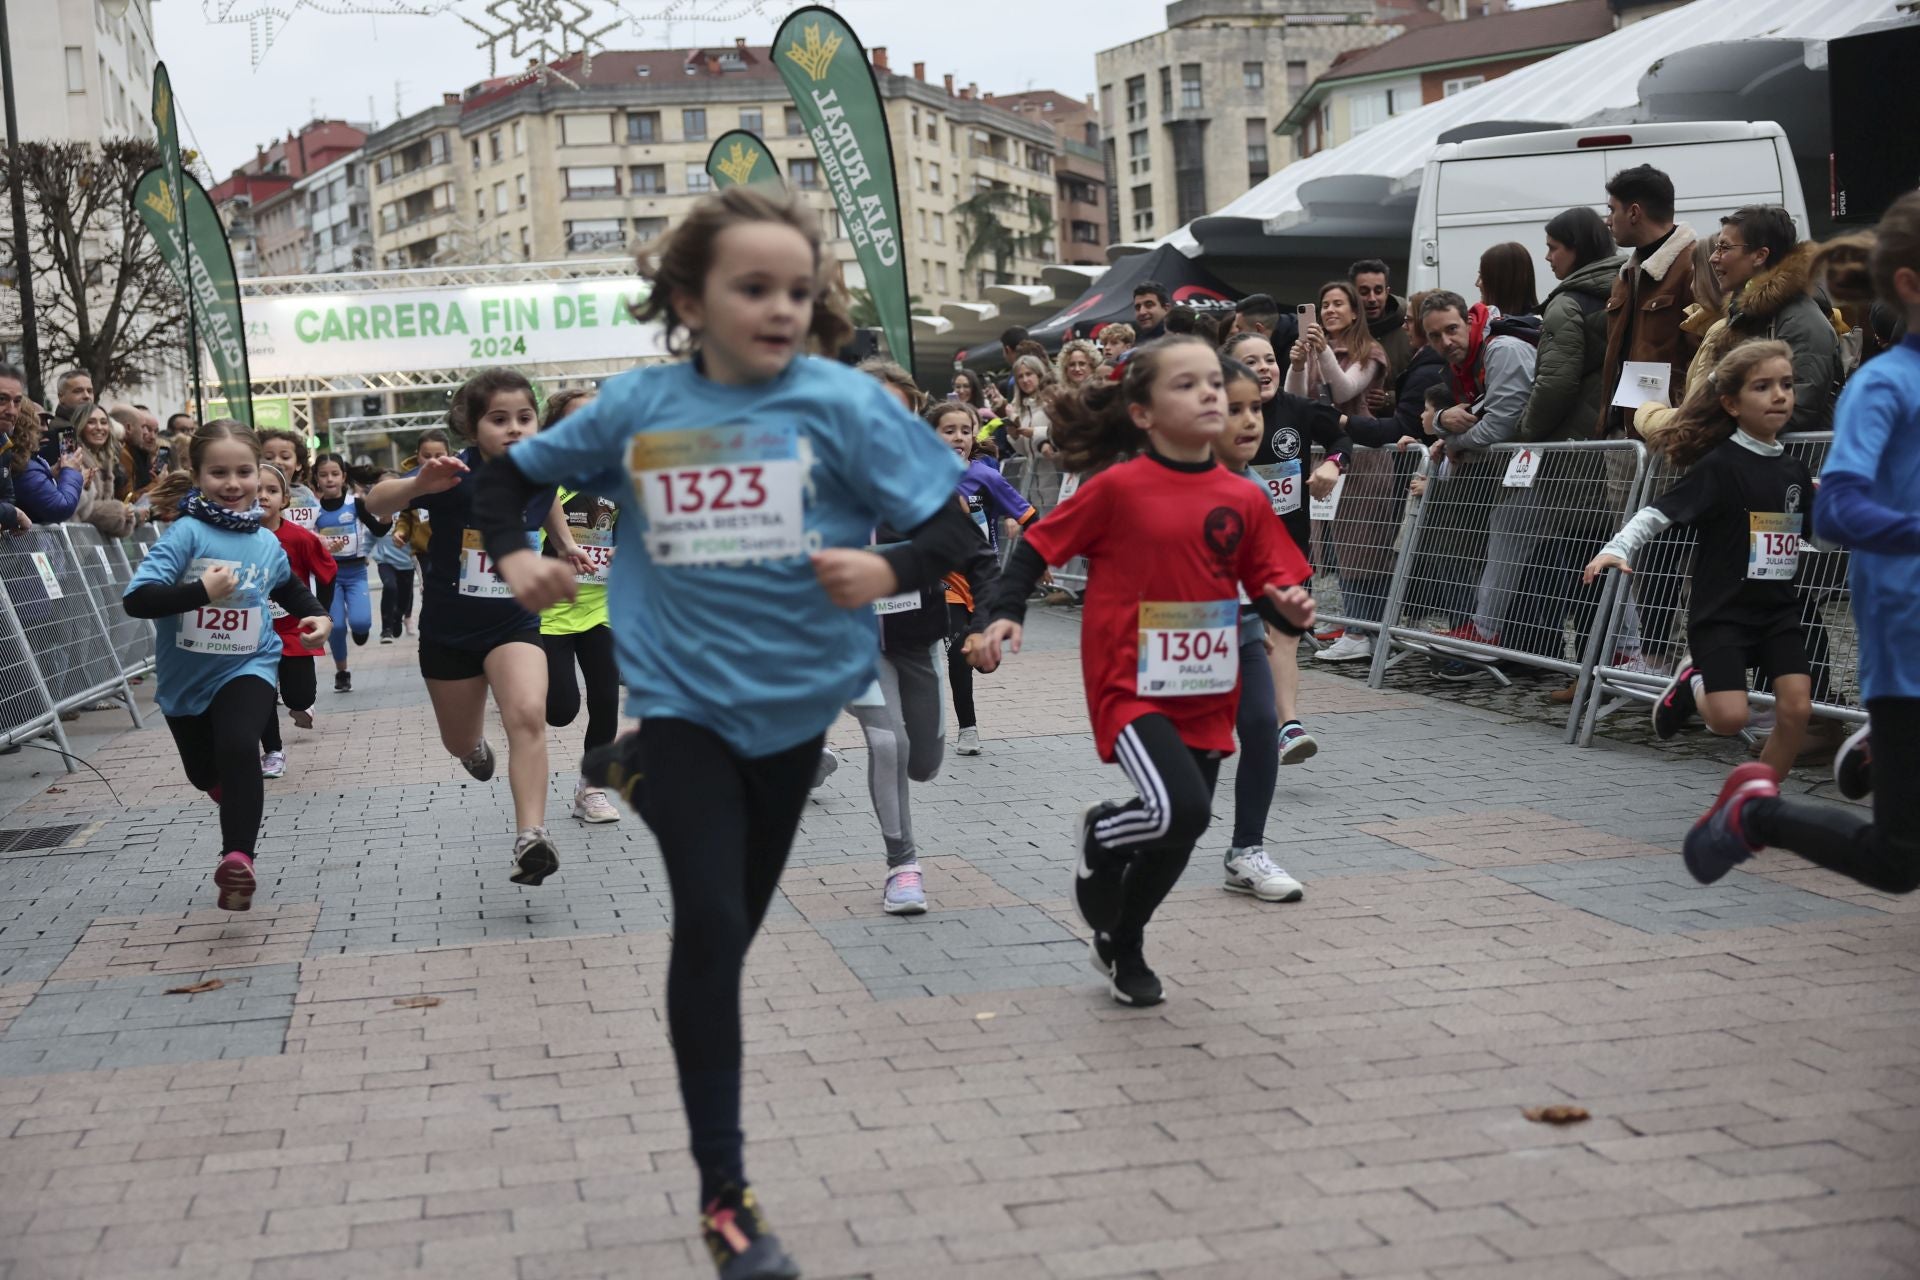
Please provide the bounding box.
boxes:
[999,454,1087,594]
[1306,444,1429,646]
[1576,432,1858,744]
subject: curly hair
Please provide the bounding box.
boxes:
[1055,339,1100,385]
[1658,339,1794,468]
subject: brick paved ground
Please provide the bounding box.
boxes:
[0,604,1915,1280]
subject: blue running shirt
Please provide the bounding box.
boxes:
[126,517,291,717]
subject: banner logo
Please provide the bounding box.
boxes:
[783,22,842,82]
[715,141,765,187]
[141,178,177,227]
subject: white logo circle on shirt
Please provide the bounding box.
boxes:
[1269,426,1301,461]
[1784,483,1803,513]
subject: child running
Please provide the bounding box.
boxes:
[258,428,320,536]
[366,370,562,887]
[536,388,623,825]
[1586,340,1814,784]
[1680,195,1920,893]
[311,452,392,692]
[928,400,1035,757]
[256,462,337,775]
[122,420,332,911]
[976,336,1316,1007]
[371,469,417,643]
[1211,356,1306,902]
[470,186,979,1280]
[392,429,453,618]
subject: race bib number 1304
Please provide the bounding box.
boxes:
[1136,600,1239,696]
[630,425,805,566]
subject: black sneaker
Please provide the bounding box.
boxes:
[334,670,352,693]
[1430,657,1484,683]
[700,1183,801,1280]
[1071,802,1125,934]
[1652,663,1698,740]
[1088,930,1116,979]
[582,731,645,809]
[1834,722,1872,800]
[1106,935,1163,1008]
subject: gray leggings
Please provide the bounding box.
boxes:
[849,643,947,867]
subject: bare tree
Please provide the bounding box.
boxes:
[0,138,188,395]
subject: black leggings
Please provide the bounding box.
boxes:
[1091,714,1222,943]
[378,563,414,637]
[543,625,620,756]
[1745,696,1919,894]
[166,676,278,857]
[631,718,820,1201]
[260,656,317,754]
[946,601,976,730]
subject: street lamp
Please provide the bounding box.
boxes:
[0,0,43,403]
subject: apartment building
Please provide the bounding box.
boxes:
[299,152,374,273]
[987,91,1110,268]
[10,0,157,144]
[1095,0,1426,243]
[208,120,368,277]
[364,42,1065,303]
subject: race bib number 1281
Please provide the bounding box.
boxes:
[630,425,805,566]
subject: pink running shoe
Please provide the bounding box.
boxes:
[214,852,256,912]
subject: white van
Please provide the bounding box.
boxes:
[1408,121,1809,302]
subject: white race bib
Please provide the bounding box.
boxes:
[1253,462,1301,516]
[573,526,615,584]
[874,591,920,615]
[1748,513,1801,580]
[285,506,320,530]
[1502,449,1539,488]
[459,528,520,598]
[269,599,289,620]
[1310,474,1347,521]
[320,514,365,559]
[177,601,262,654]
[1136,600,1238,697]
[630,425,805,566]
[1057,471,1082,504]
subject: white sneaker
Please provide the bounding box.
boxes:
[956,726,982,756]
[811,747,841,789]
[260,750,286,779]
[1223,848,1304,902]
[571,784,620,824]
[1315,633,1373,663]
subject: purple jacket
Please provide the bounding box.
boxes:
[14,456,84,524]
[956,458,1035,549]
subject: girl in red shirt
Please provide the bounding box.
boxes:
[258,463,337,776]
[978,336,1316,1006]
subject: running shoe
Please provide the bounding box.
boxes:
[460,739,496,782]
[379,633,394,645]
[956,726,982,756]
[1431,657,1484,683]
[1440,620,1500,646]
[1106,935,1164,1008]
[1683,762,1776,885]
[1223,847,1305,902]
[334,670,352,693]
[260,750,286,779]
[571,784,620,824]
[1088,929,1115,979]
[883,864,927,915]
[1278,723,1318,765]
[1652,663,1700,740]
[1315,633,1373,663]
[1072,802,1125,934]
[289,706,315,730]
[811,747,841,790]
[1834,722,1872,800]
[510,828,560,887]
[582,732,644,809]
[700,1183,801,1280]
[214,852,256,912]
[1312,625,1346,644]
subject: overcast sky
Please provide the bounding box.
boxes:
[154,0,1178,176]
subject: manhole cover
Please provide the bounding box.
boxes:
[0,823,88,854]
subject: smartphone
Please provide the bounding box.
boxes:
[1297,303,1317,331]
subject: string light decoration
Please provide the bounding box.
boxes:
[202,0,814,77]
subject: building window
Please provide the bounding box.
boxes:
[564,166,619,199]
[565,218,624,253]
[470,138,482,169]
[739,107,763,135]
[933,212,945,245]
[560,113,613,146]
[937,262,948,292]
[1131,183,1153,236]
[785,106,804,136]
[513,121,524,154]
[1443,76,1485,96]
[1246,118,1269,186]
[1071,221,1100,244]
[1158,67,1172,113]
[627,111,660,143]
[629,164,666,194]
[914,157,924,189]
[789,159,820,190]
[494,182,508,215]
[520,226,531,259]
[516,173,527,207]
[926,112,938,142]
[489,130,503,162]
[1350,86,1418,134]
[911,108,920,137]
[634,216,668,242]
[65,46,85,92]
[1243,62,1263,91]
[473,189,484,219]
[929,162,941,194]
[1287,61,1308,97]
[682,108,707,141]
[1128,129,1149,175]
[1180,64,1203,110]
[685,163,712,194]
[917,209,928,240]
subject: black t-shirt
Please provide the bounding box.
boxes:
[1653,436,1814,631]
[413,447,557,648]
[1252,391,1346,551]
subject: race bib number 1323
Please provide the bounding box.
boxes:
[630,425,805,566]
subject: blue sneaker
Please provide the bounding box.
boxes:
[1683,762,1776,885]
[883,864,927,915]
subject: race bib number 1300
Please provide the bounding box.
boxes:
[1136,600,1239,696]
[630,425,805,566]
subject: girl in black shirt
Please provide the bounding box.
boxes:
[1585,340,1814,782]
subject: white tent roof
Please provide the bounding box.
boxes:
[1158,0,1903,257]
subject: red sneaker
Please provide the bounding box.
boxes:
[1682,763,1776,885]
[1442,620,1499,645]
[213,852,256,912]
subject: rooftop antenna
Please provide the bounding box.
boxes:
[393,81,405,118]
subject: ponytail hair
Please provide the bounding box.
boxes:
[144,471,193,521]
[313,450,384,492]
[1047,334,1213,474]
[1659,338,1793,468]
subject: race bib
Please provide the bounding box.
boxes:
[1502,449,1539,488]
[285,506,320,529]
[459,528,521,598]
[572,526,615,584]
[269,599,289,620]
[1057,471,1082,504]
[630,425,805,566]
[177,601,262,654]
[1748,513,1802,580]
[874,592,920,615]
[1136,600,1238,696]
[1253,461,1301,516]
[29,552,62,599]
[321,520,364,559]
[1310,475,1347,521]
